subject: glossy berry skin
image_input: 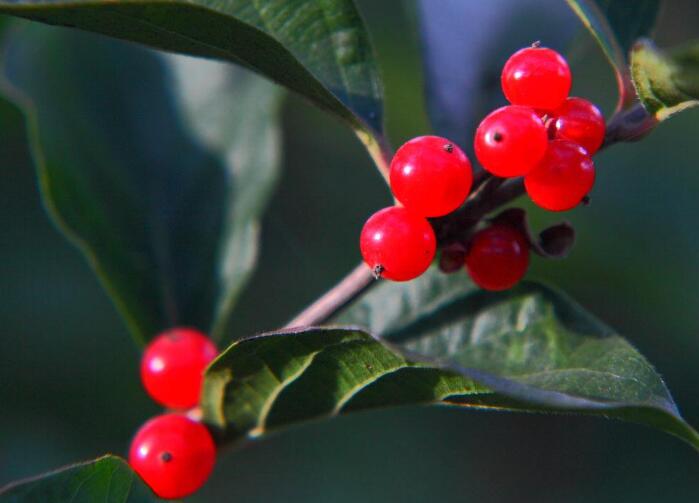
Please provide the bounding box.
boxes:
[548,97,606,155]
[474,105,548,177]
[360,206,436,281]
[390,136,473,217]
[129,414,216,499]
[524,139,595,211]
[465,226,530,291]
[501,47,572,111]
[141,328,217,409]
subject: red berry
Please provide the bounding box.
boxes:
[474,105,548,177]
[390,136,473,217]
[524,139,595,211]
[129,414,216,499]
[548,97,606,155]
[141,328,217,409]
[465,226,530,291]
[501,47,572,111]
[360,206,436,281]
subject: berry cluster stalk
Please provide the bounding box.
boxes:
[285,103,653,329]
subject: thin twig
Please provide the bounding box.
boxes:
[284,263,375,328]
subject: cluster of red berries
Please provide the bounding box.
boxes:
[476,44,603,210]
[360,44,604,291]
[128,328,218,499]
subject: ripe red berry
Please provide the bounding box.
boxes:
[465,226,530,291]
[360,206,436,281]
[141,328,217,409]
[501,46,572,111]
[524,139,595,211]
[474,105,548,177]
[548,97,606,155]
[129,413,216,499]
[390,136,473,217]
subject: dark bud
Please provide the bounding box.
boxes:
[491,207,575,259]
[439,243,467,273]
[538,222,576,259]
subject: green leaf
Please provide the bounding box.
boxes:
[565,0,660,107]
[0,455,157,502]
[0,0,386,166]
[202,269,699,451]
[631,39,699,121]
[337,269,699,450]
[2,24,282,344]
[201,326,488,445]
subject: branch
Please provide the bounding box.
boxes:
[284,263,375,328]
[603,102,658,145]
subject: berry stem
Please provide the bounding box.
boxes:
[284,263,375,328]
[603,102,658,145]
[357,128,393,182]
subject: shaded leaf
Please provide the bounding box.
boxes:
[416,0,578,150]
[2,24,282,344]
[0,0,385,145]
[0,455,157,502]
[564,0,660,108]
[201,270,698,451]
[631,38,699,121]
[672,40,699,97]
[337,269,699,450]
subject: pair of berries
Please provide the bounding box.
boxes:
[475,45,604,211]
[129,328,218,499]
[360,136,474,281]
[361,202,531,290]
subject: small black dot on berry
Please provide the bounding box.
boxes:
[372,264,384,280]
[493,132,504,142]
[161,452,173,463]
[443,143,454,153]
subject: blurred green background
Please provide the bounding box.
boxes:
[2,1,699,501]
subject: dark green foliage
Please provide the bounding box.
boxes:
[3,25,282,343]
[0,0,383,137]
